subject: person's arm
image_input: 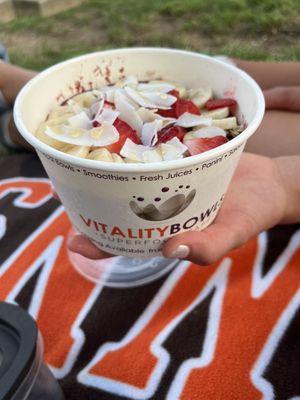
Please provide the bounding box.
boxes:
[273,156,300,224]
[68,153,300,264]
[162,154,300,264]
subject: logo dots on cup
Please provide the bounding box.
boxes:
[130,185,196,221]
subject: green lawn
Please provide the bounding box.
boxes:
[0,0,299,70]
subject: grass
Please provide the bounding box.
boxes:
[0,0,299,70]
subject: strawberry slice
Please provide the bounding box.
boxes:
[168,89,180,99]
[157,102,177,118]
[185,136,228,155]
[158,90,199,118]
[156,126,186,144]
[205,98,237,110]
[104,100,115,107]
[92,120,101,127]
[105,118,140,153]
[176,99,200,117]
[157,90,180,118]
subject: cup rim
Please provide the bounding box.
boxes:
[14,47,265,173]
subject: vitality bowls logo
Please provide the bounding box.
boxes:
[77,193,224,251]
[129,185,196,221]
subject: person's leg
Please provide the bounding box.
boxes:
[0,43,9,62]
[0,48,36,151]
[0,45,10,112]
[233,59,300,89]
[245,110,300,157]
[0,45,12,153]
[0,61,36,104]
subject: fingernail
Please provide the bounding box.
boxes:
[169,245,190,259]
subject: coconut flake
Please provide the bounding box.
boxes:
[45,122,119,147]
[68,111,92,130]
[165,137,188,154]
[160,142,185,161]
[176,112,212,128]
[101,86,116,103]
[212,117,237,130]
[142,92,177,109]
[94,108,119,125]
[120,138,150,162]
[113,88,139,109]
[90,96,105,118]
[138,82,175,93]
[141,119,163,146]
[151,80,186,97]
[137,107,158,122]
[114,91,143,133]
[124,87,158,108]
[142,148,163,163]
[123,75,138,88]
[137,108,175,128]
[160,117,177,128]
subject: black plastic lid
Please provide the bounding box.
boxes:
[0,302,37,400]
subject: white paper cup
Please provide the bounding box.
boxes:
[14,48,265,258]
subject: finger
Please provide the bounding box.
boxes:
[264,87,300,112]
[263,88,279,109]
[68,234,112,260]
[163,212,255,265]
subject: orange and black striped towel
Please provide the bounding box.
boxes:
[1,153,299,400]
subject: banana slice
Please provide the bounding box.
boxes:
[184,126,227,142]
[202,107,229,119]
[112,153,125,163]
[212,117,237,130]
[35,122,66,150]
[88,148,114,162]
[187,87,213,108]
[124,158,141,163]
[115,75,138,89]
[46,115,70,126]
[175,85,187,98]
[71,92,99,108]
[61,145,90,158]
[48,105,74,120]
